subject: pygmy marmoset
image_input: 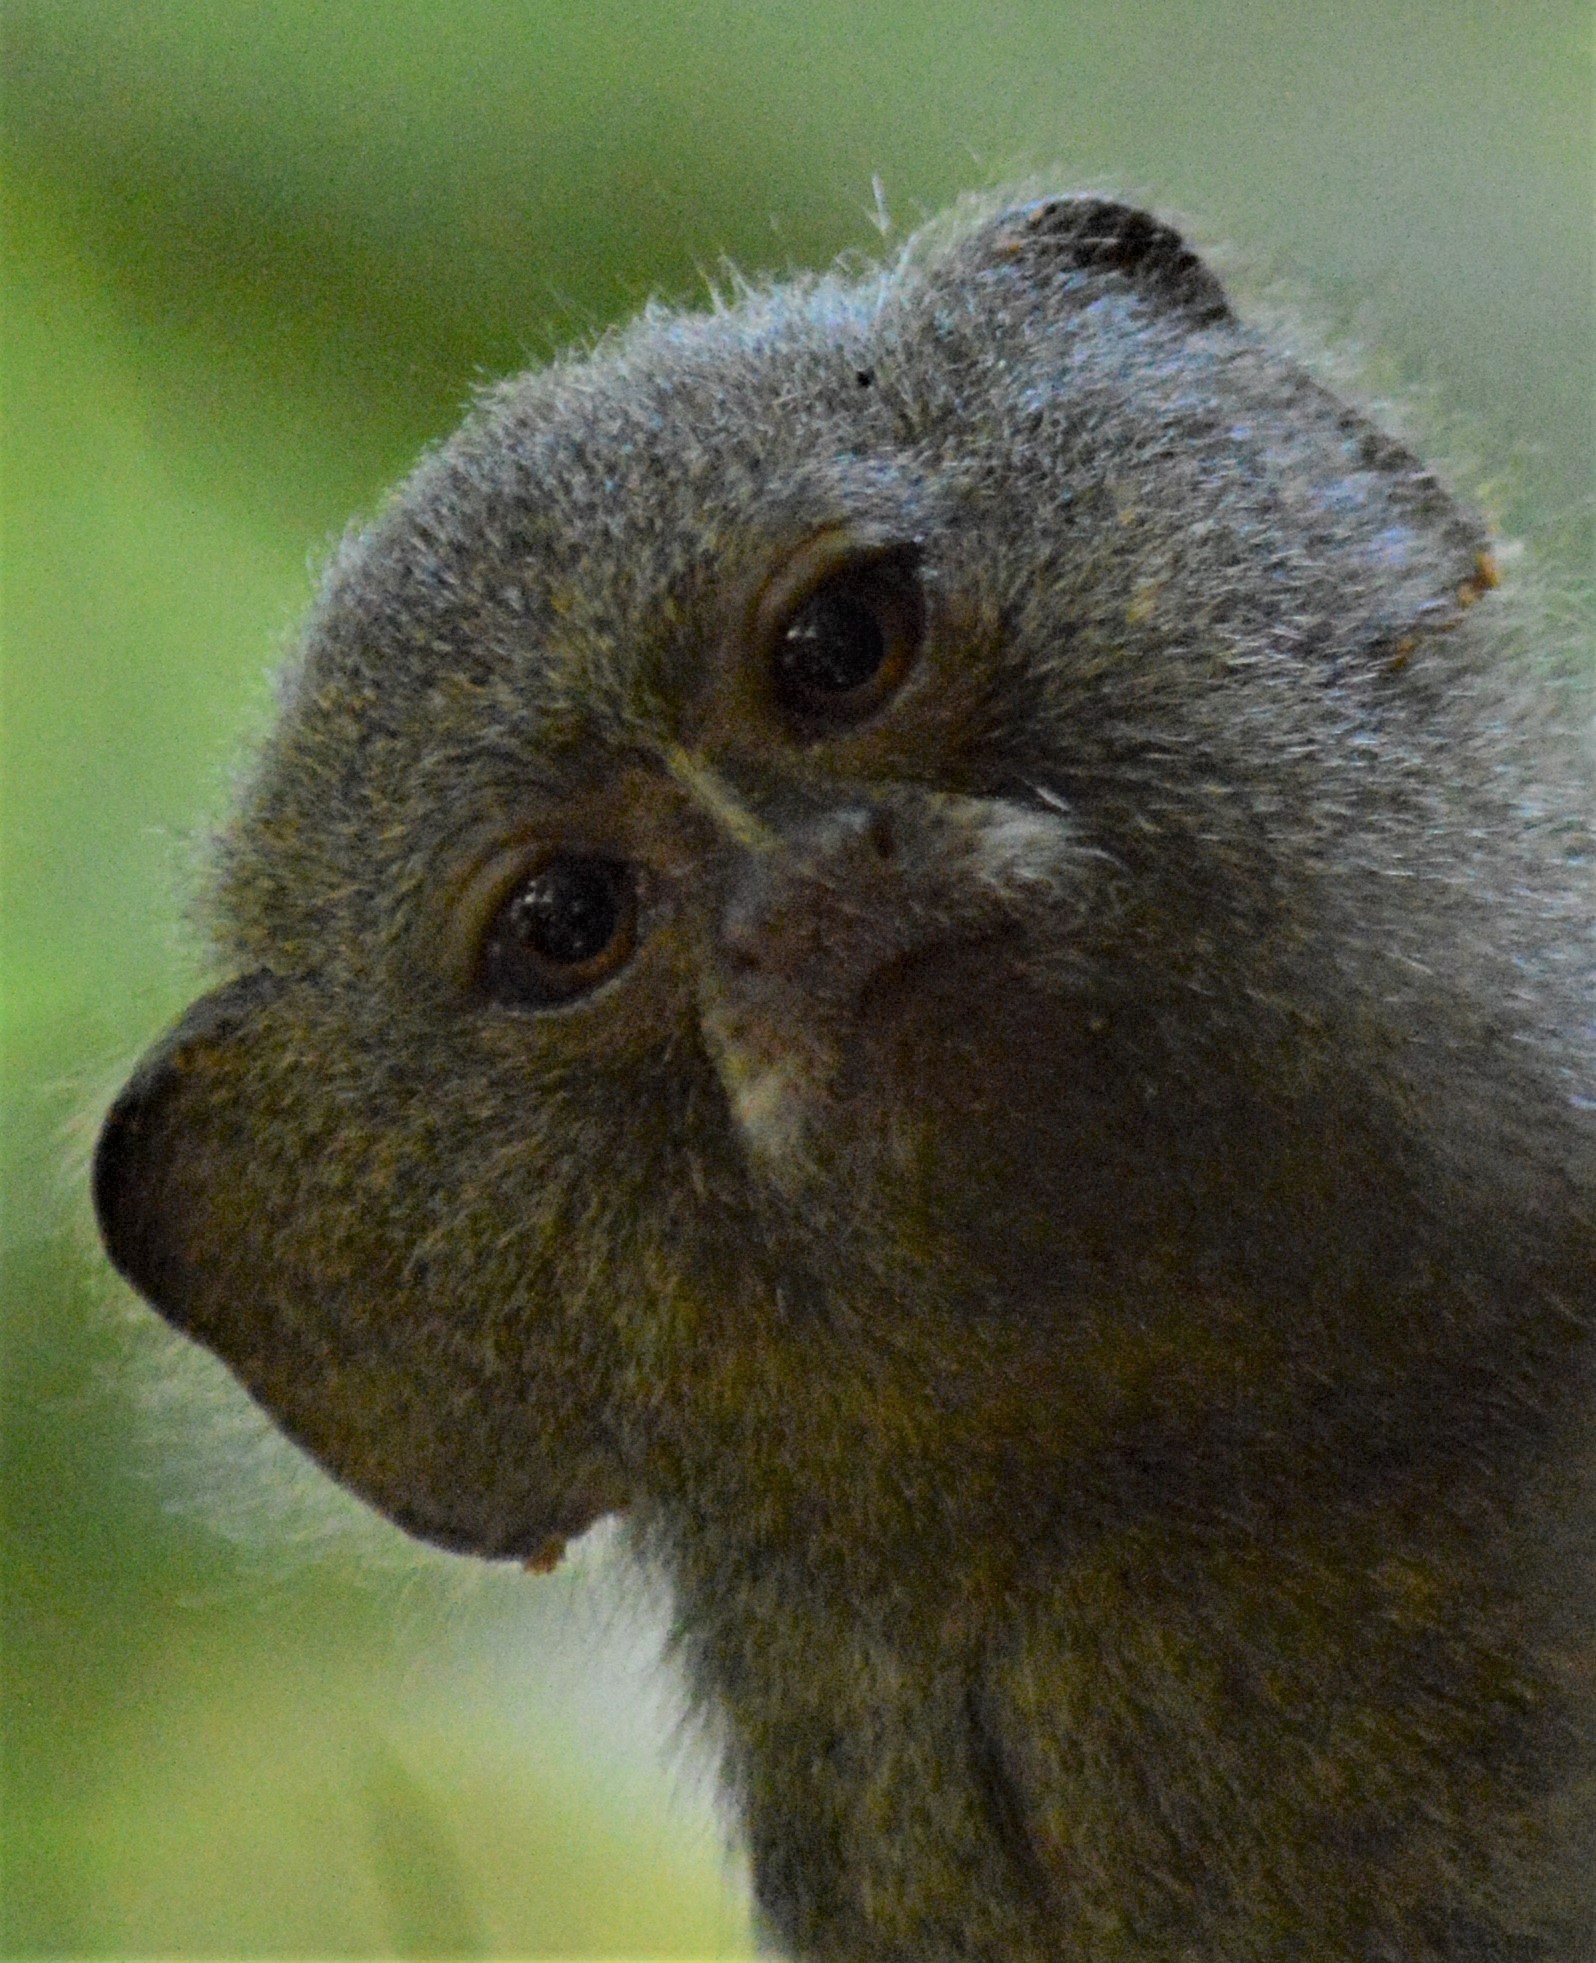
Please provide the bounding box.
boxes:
[94,195,1596,1958]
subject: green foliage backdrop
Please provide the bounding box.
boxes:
[3,3,1590,1953]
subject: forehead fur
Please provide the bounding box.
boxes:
[217,269,916,966]
[209,197,1490,981]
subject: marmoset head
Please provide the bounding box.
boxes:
[94,196,1527,1581]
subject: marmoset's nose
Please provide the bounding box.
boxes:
[717,803,899,986]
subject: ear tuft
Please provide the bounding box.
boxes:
[981,196,1234,326]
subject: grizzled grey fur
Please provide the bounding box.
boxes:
[96,196,1596,1958]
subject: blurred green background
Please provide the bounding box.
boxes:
[2,3,1590,1954]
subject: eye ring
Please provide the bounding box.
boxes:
[472,852,640,1009]
[762,539,926,736]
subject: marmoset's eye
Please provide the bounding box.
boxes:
[772,554,925,733]
[476,855,638,1007]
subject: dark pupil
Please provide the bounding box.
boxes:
[778,590,885,697]
[510,858,621,967]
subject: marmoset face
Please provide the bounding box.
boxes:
[93,198,1498,1570]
